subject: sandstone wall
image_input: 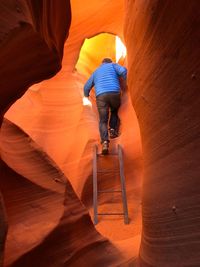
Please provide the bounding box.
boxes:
[1,1,199,266]
[124,1,200,266]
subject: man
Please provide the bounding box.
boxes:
[84,58,127,154]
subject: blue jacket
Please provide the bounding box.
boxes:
[84,63,127,97]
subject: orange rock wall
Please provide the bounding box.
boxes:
[0,0,71,115]
[1,0,200,267]
[1,1,126,267]
[124,1,200,266]
[63,0,125,71]
[0,1,141,267]
[0,1,71,266]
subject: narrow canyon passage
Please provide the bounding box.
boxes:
[0,1,200,267]
[0,1,143,266]
[1,32,143,265]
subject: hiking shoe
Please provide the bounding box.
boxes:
[102,141,109,155]
[109,128,119,139]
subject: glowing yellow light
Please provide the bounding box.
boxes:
[116,36,127,63]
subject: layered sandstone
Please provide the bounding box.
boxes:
[124,1,200,266]
[0,1,200,267]
[0,0,142,266]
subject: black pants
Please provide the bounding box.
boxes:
[96,92,121,143]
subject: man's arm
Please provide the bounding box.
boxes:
[84,74,94,97]
[113,64,127,91]
[113,63,127,80]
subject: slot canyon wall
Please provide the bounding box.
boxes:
[0,1,71,266]
[124,1,200,266]
[0,1,141,267]
[0,1,200,267]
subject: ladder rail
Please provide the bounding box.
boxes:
[118,144,129,224]
[93,145,98,225]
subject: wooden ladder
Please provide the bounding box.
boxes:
[93,144,129,225]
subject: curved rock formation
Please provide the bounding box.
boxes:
[1,0,200,267]
[0,119,124,267]
[124,1,200,266]
[0,0,142,266]
[0,0,71,115]
[3,53,142,266]
[0,0,70,266]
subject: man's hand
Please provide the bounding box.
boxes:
[83,96,92,106]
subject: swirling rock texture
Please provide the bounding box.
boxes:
[0,1,199,267]
[124,1,200,267]
[0,0,141,267]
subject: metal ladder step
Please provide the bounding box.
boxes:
[98,190,122,193]
[98,213,124,216]
[97,153,118,156]
[97,169,119,173]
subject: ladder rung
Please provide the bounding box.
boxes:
[98,213,124,216]
[97,153,118,156]
[98,190,122,193]
[97,169,119,173]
